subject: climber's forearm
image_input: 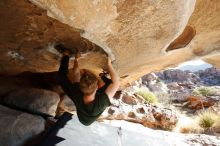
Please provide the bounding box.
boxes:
[105,58,120,98]
[108,64,119,85]
[107,57,119,85]
[71,59,81,83]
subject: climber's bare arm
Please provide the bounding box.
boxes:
[105,58,120,99]
[71,51,81,83]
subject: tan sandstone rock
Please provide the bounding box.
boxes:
[121,93,137,105]
[0,0,219,87]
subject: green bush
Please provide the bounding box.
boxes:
[136,89,158,104]
[192,86,217,97]
[198,110,218,129]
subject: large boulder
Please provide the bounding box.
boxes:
[187,96,218,110]
[142,73,158,83]
[0,77,35,98]
[0,105,45,146]
[101,100,178,129]
[121,93,137,105]
[2,88,60,116]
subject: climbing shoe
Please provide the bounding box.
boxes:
[54,44,73,54]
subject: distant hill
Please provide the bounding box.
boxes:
[174,60,212,72]
[178,64,212,72]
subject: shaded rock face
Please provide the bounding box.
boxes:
[0,105,45,146]
[0,0,220,86]
[2,88,60,116]
[166,25,196,51]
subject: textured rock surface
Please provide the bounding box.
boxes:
[141,67,220,103]
[28,0,196,86]
[188,0,220,68]
[0,105,45,146]
[156,67,220,86]
[3,88,60,116]
[100,91,178,129]
[121,93,137,105]
[187,95,219,110]
[0,0,220,86]
[0,0,107,76]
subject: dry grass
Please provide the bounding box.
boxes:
[180,126,191,133]
[180,126,203,134]
[192,86,217,97]
[178,110,220,134]
[198,110,219,129]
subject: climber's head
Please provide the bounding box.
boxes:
[79,69,98,95]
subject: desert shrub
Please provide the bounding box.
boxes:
[198,110,219,129]
[180,127,191,133]
[192,86,217,97]
[136,89,158,104]
[180,126,204,134]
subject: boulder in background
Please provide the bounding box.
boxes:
[3,88,60,116]
[0,105,45,146]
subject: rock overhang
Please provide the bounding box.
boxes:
[0,0,220,87]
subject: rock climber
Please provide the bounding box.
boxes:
[56,45,119,126]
